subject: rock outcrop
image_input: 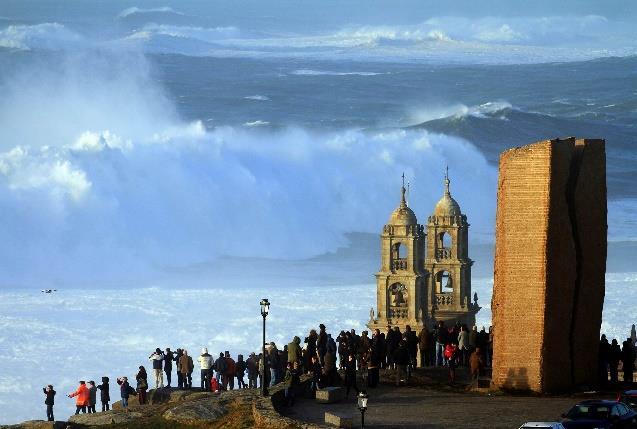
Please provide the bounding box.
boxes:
[491,137,607,393]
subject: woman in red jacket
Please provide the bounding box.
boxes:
[68,381,90,414]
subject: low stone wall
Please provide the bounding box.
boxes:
[252,377,329,429]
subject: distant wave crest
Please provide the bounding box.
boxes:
[291,69,383,76]
[117,6,184,19]
[0,22,82,50]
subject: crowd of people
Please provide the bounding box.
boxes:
[599,335,636,384]
[42,322,636,421]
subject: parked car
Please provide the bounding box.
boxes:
[561,400,637,428]
[519,422,566,429]
[619,391,637,411]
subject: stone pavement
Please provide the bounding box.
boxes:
[282,384,606,429]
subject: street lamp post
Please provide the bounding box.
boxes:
[357,391,368,428]
[260,298,270,397]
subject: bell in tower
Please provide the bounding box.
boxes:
[368,175,427,332]
[424,169,479,327]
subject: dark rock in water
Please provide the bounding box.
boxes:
[163,398,227,424]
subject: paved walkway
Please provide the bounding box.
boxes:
[283,384,601,429]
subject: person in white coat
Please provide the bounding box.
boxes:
[457,325,470,367]
[198,348,213,391]
[149,348,165,389]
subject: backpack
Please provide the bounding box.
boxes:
[210,377,219,393]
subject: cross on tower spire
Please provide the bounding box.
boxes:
[444,166,451,196]
[400,172,407,207]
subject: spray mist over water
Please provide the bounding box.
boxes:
[0,49,497,288]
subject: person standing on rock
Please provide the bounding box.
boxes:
[198,348,213,391]
[97,377,110,411]
[149,348,165,389]
[164,347,174,388]
[87,381,97,413]
[174,349,184,389]
[136,366,148,405]
[236,354,247,389]
[43,384,56,421]
[213,351,226,388]
[224,351,236,390]
[246,353,258,388]
[117,377,136,409]
[178,350,193,390]
[68,380,89,414]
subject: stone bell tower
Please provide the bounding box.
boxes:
[368,176,427,331]
[424,170,479,326]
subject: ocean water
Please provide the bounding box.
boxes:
[1,0,637,423]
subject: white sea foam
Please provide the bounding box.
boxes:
[2,15,635,64]
[244,95,270,101]
[0,23,82,50]
[291,69,383,76]
[243,120,270,127]
[0,271,633,424]
[406,100,513,126]
[117,6,184,19]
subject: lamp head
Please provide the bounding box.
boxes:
[260,298,270,317]
[357,391,368,411]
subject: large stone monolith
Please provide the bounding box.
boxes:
[491,137,607,393]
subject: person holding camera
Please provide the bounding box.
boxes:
[43,385,56,421]
[68,381,89,414]
[149,348,165,389]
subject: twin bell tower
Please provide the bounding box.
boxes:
[368,171,479,331]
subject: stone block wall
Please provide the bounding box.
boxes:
[491,138,606,393]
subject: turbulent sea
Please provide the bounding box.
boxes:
[1,0,637,423]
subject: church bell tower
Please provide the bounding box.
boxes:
[424,170,479,326]
[368,176,427,331]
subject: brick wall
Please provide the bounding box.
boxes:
[491,138,606,393]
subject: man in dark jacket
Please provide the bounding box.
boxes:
[344,354,359,399]
[404,325,418,375]
[622,338,636,383]
[246,353,258,388]
[434,321,448,367]
[97,377,110,411]
[164,348,174,388]
[43,385,55,421]
[317,324,328,365]
[387,326,402,369]
[174,349,184,389]
[215,353,227,386]
[418,326,430,367]
[393,340,410,386]
[309,355,322,391]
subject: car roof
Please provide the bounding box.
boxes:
[576,400,619,405]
